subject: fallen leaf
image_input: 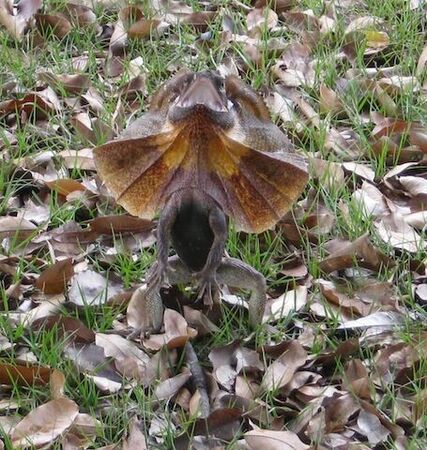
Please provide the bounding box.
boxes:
[11,398,79,448]
[261,341,307,391]
[35,258,74,294]
[245,428,309,449]
[68,270,123,306]
[123,416,148,450]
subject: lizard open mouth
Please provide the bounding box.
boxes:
[169,72,232,126]
[176,74,227,111]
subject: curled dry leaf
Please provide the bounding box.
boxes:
[183,11,217,31]
[0,88,59,120]
[266,286,308,322]
[343,359,371,400]
[261,341,307,391]
[319,83,345,116]
[154,370,192,401]
[38,72,91,96]
[45,178,86,197]
[116,75,147,101]
[374,336,427,384]
[0,363,52,386]
[324,392,360,433]
[375,211,425,253]
[63,342,123,392]
[35,258,74,294]
[31,314,95,344]
[0,0,41,40]
[89,215,154,235]
[142,309,197,351]
[128,18,169,39]
[345,16,383,34]
[264,90,294,124]
[59,148,96,171]
[35,13,72,39]
[209,341,241,391]
[70,112,115,144]
[62,3,97,27]
[183,305,220,335]
[95,333,154,385]
[319,234,394,274]
[247,7,278,32]
[10,397,79,448]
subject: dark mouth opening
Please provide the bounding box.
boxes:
[175,75,228,113]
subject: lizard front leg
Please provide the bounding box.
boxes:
[146,196,179,293]
[193,205,227,307]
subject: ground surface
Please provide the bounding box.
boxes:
[0,0,426,449]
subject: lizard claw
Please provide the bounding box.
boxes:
[194,270,219,308]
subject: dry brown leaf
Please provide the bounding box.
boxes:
[70,112,113,144]
[35,13,72,39]
[320,234,394,273]
[123,416,147,450]
[154,370,192,401]
[89,215,153,235]
[319,83,344,115]
[0,89,59,120]
[375,211,425,253]
[142,309,197,351]
[0,0,41,40]
[95,333,154,385]
[343,359,371,400]
[11,398,79,448]
[357,409,390,445]
[183,11,216,31]
[68,270,123,306]
[39,72,91,95]
[245,428,309,450]
[266,286,308,322]
[62,2,96,27]
[128,18,168,39]
[247,7,278,32]
[45,178,86,196]
[31,314,95,343]
[209,341,240,391]
[35,258,74,294]
[261,341,307,391]
[0,363,53,386]
[59,148,96,171]
[374,336,426,384]
[0,216,37,240]
[183,306,220,336]
[324,392,360,432]
[63,342,123,392]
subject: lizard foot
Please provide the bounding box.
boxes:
[194,270,219,308]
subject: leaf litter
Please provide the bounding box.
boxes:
[0,0,426,448]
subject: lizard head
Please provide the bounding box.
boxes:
[150,71,232,128]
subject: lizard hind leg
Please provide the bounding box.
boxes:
[216,257,266,328]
